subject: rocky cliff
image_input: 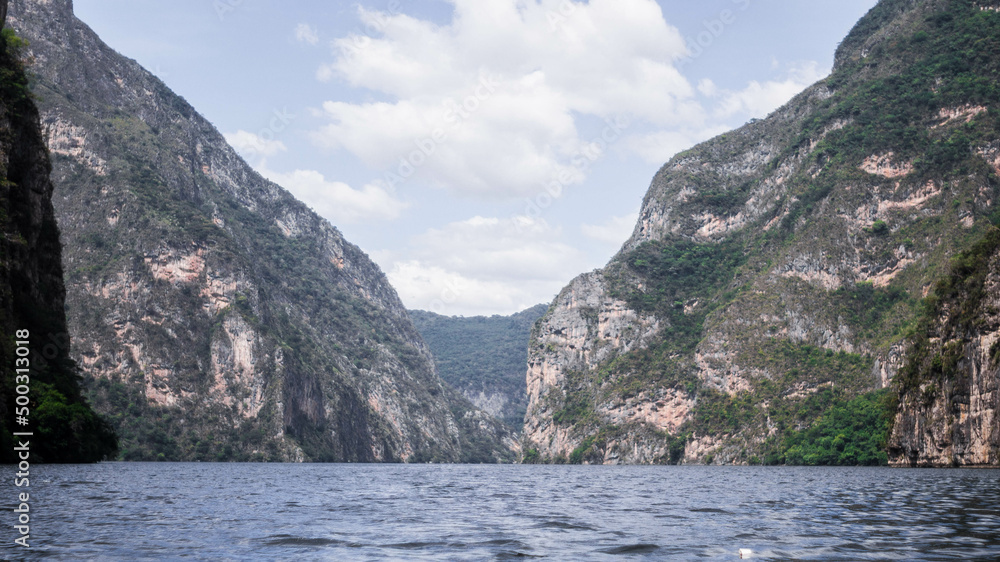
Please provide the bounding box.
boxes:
[0,20,116,463]
[8,0,515,462]
[524,0,1000,465]
[889,230,1000,466]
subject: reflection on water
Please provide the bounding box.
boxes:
[2,463,999,560]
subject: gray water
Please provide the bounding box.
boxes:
[1,463,998,560]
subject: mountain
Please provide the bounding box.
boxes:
[523,0,1000,466]
[8,0,516,463]
[0,19,116,463]
[409,304,548,429]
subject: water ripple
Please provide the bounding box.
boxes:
[6,464,999,561]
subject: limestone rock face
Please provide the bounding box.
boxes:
[9,0,515,462]
[524,0,1000,465]
[888,235,1000,467]
[523,272,671,463]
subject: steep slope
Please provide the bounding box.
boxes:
[889,230,1000,466]
[0,23,116,463]
[409,304,548,429]
[9,0,515,463]
[524,0,1000,465]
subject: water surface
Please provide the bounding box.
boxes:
[2,463,998,560]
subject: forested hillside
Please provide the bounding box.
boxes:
[524,0,1000,466]
[411,304,547,429]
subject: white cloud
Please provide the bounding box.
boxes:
[313,77,586,196]
[387,261,533,317]
[715,61,827,119]
[625,126,729,164]
[294,23,319,46]
[384,215,588,315]
[223,131,405,225]
[580,212,640,246]
[257,164,408,225]
[313,0,698,198]
[697,78,718,97]
[224,130,287,158]
[622,62,827,165]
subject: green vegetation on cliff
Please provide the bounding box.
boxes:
[409,305,547,429]
[780,389,893,466]
[888,225,1000,465]
[525,0,1000,466]
[896,228,1000,397]
[611,237,747,352]
[693,342,889,465]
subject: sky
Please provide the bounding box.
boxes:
[73,0,879,317]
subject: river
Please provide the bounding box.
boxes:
[2,463,998,560]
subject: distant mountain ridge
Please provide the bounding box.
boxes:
[524,0,1000,466]
[409,304,548,429]
[9,0,516,462]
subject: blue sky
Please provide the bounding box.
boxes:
[74,0,879,316]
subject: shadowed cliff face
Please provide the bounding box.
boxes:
[524,0,1000,466]
[0,22,117,463]
[8,0,516,462]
